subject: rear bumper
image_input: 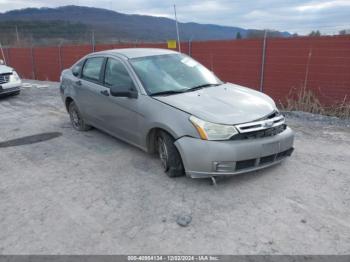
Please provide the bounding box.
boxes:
[174,127,294,178]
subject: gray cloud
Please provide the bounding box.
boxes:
[0,0,349,34]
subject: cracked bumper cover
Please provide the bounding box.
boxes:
[174,127,294,178]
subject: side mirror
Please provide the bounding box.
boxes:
[0,59,4,65]
[110,85,138,99]
[72,66,81,77]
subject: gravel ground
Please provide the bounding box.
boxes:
[0,80,349,255]
[283,111,350,128]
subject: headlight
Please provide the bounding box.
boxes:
[10,71,20,82]
[189,116,239,141]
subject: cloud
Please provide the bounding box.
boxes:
[296,0,350,12]
[0,0,349,35]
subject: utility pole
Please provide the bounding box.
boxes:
[174,4,181,52]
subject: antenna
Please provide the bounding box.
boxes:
[174,4,181,52]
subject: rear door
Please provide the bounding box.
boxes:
[75,56,106,125]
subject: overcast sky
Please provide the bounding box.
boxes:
[0,0,349,35]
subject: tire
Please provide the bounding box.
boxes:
[12,91,20,96]
[157,131,184,177]
[68,101,91,131]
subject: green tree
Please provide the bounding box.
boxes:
[246,29,283,39]
[309,30,321,37]
[236,32,242,39]
[339,29,350,35]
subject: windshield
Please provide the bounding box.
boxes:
[129,54,222,95]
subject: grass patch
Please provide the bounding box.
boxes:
[280,87,350,119]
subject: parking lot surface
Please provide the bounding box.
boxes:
[0,81,350,254]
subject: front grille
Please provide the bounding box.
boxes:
[213,148,294,173]
[260,154,275,165]
[234,147,294,172]
[232,124,287,140]
[236,159,256,171]
[277,148,294,159]
[0,73,11,84]
[236,113,285,134]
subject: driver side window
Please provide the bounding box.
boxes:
[104,58,134,89]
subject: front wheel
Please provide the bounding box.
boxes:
[68,101,91,131]
[157,131,184,177]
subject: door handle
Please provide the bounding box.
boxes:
[75,80,82,86]
[100,90,110,96]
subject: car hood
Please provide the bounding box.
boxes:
[0,65,13,74]
[153,83,277,125]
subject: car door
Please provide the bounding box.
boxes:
[96,57,142,146]
[75,56,107,125]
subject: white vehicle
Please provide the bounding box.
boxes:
[0,59,21,97]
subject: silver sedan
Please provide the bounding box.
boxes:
[60,48,294,180]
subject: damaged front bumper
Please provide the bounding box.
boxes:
[175,127,294,178]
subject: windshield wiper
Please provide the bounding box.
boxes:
[150,90,186,96]
[150,83,221,96]
[184,83,221,93]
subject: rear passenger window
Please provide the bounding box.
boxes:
[82,57,104,82]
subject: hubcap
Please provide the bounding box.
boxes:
[158,137,169,171]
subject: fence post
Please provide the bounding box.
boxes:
[188,40,192,56]
[5,48,10,65]
[259,30,267,92]
[31,46,36,80]
[91,31,95,52]
[304,48,312,89]
[58,44,63,73]
[0,43,6,64]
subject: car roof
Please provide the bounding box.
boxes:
[95,48,179,59]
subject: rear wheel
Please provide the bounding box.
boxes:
[157,131,184,177]
[68,101,91,131]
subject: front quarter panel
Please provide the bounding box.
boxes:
[139,96,200,149]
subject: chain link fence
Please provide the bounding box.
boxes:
[1,36,349,106]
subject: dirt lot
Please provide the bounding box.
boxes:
[0,80,349,254]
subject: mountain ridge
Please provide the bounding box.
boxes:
[0,5,290,43]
